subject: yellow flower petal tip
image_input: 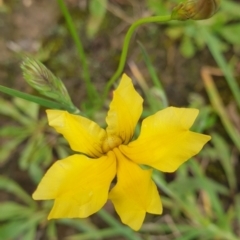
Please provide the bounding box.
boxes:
[46,109,65,126]
[33,74,211,230]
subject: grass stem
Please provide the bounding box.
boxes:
[57,0,99,102]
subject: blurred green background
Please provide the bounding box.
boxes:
[0,0,240,239]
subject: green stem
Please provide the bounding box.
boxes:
[101,15,172,103]
[57,0,98,102]
[0,85,61,110]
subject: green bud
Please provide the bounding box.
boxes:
[171,0,220,21]
[21,57,76,111]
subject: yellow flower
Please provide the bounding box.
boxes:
[33,74,211,230]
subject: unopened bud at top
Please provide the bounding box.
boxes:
[171,0,220,21]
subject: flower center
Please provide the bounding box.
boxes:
[102,135,122,153]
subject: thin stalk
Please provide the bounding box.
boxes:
[201,67,240,151]
[101,15,172,104]
[0,85,63,110]
[138,41,168,108]
[57,0,98,102]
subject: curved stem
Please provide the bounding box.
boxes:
[101,15,172,103]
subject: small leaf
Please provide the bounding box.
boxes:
[13,98,39,120]
[87,0,107,38]
[218,24,240,45]
[147,0,169,16]
[0,98,30,125]
[0,137,25,165]
[0,126,29,138]
[165,27,184,40]
[0,213,44,240]
[180,35,196,58]
[0,202,34,221]
[0,176,34,207]
[0,221,30,239]
[22,227,36,240]
[46,221,57,240]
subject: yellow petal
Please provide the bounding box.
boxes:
[33,153,116,218]
[46,110,106,158]
[106,74,143,144]
[109,148,162,231]
[120,107,211,172]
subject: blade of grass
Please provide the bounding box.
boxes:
[97,209,142,240]
[201,27,240,109]
[236,194,240,228]
[138,41,168,108]
[66,228,124,240]
[128,61,158,113]
[188,161,226,218]
[57,0,98,102]
[201,67,240,151]
[137,41,164,90]
[153,170,205,223]
[58,218,97,232]
[0,85,64,110]
[211,133,237,190]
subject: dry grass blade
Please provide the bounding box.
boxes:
[201,66,240,151]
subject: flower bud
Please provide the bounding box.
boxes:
[171,0,220,21]
[21,57,74,108]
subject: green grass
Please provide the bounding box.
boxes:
[0,0,239,239]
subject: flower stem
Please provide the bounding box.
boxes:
[101,15,172,104]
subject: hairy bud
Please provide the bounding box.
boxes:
[21,57,75,110]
